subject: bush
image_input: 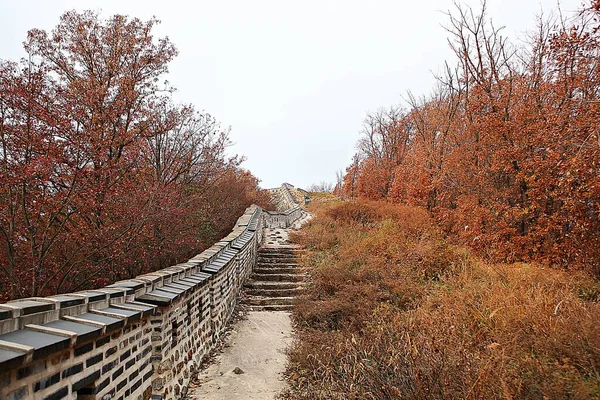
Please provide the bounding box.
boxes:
[283,199,600,400]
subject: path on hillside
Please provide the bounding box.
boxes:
[189,311,292,400]
[189,218,310,399]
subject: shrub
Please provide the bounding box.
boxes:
[283,198,600,400]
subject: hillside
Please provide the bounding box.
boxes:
[283,194,600,399]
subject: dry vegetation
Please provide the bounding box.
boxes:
[282,195,600,400]
[338,1,600,276]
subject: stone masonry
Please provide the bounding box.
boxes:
[0,184,308,400]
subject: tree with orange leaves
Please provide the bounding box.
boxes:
[341,0,600,275]
[0,11,269,300]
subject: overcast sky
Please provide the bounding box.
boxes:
[0,0,583,189]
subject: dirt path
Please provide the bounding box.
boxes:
[189,311,292,400]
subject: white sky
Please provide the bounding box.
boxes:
[0,0,583,188]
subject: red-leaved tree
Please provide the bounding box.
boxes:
[341,1,600,275]
[0,11,271,300]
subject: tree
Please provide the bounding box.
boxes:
[340,0,600,275]
[0,11,269,300]
[307,181,334,193]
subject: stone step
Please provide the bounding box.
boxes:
[258,246,306,253]
[245,304,293,312]
[258,250,300,255]
[256,263,299,268]
[246,287,305,297]
[244,296,295,306]
[244,281,304,290]
[256,262,300,268]
[250,273,305,282]
[244,239,306,313]
[258,250,300,254]
[257,257,298,264]
[256,259,299,265]
[256,254,298,262]
[254,267,302,274]
[258,253,302,259]
[258,253,300,259]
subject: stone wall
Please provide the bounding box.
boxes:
[0,186,307,400]
[263,207,305,229]
[269,183,301,211]
[265,184,309,228]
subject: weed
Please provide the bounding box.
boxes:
[282,198,600,400]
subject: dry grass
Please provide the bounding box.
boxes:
[282,197,600,400]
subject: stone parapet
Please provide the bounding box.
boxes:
[0,185,305,400]
[269,183,306,212]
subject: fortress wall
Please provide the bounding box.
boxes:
[0,185,307,400]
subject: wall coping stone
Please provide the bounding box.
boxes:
[42,319,103,345]
[66,312,123,332]
[0,329,70,361]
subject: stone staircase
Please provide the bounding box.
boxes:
[243,246,305,311]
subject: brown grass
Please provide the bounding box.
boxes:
[282,197,600,400]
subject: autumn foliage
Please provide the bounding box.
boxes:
[0,11,271,300]
[340,2,600,275]
[284,196,600,399]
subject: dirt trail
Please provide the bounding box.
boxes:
[189,311,292,400]
[190,215,311,399]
